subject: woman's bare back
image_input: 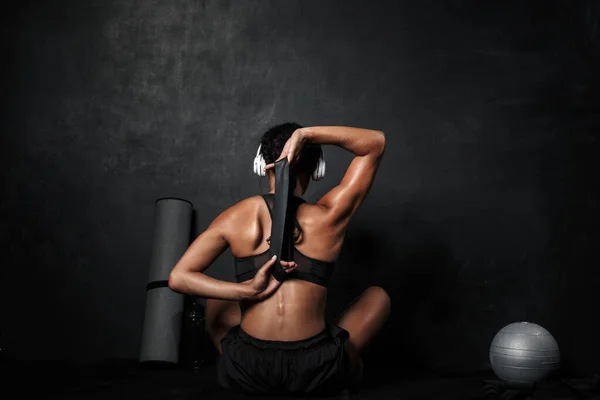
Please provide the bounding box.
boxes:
[226,195,345,340]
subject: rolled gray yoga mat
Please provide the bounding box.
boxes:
[140,198,193,364]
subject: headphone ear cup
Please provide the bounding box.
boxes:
[259,156,266,177]
[313,157,325,181]
[316,160,321,181]
[253,144,266,177]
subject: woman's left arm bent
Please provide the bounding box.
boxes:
[168,209,256,301]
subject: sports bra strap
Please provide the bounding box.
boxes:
[261,195,273,218]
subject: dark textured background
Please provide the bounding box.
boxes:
[1,0,598,377]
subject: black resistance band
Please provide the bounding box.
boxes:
[269,158,294,282]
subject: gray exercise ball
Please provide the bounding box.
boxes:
[489,321,560,387]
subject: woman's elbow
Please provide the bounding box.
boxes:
[375,130,386,156]
[168,271,186,293]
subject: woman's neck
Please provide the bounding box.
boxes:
[268,174,306,197]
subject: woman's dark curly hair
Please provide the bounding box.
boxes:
[259,122,322,177]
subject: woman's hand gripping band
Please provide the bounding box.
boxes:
[241,255,297,301]
[264,128,308,172]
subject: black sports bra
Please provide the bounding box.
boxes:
[234,193,335,287]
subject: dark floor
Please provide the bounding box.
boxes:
[4,359,599,400]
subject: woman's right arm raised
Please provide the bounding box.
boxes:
[303,126,385,226]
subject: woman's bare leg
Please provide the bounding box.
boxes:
[335,286,392,377]
[206,298,241,355]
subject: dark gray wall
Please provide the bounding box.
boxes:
[2,0,599,376]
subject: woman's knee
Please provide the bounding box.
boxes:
[206,299,241,333]
[363,286,391,314]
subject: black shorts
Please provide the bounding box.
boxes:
[217,323,361,396]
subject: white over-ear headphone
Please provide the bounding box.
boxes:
[312,148,326,181]
[253,143,326,181]
[253,144,266,177]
